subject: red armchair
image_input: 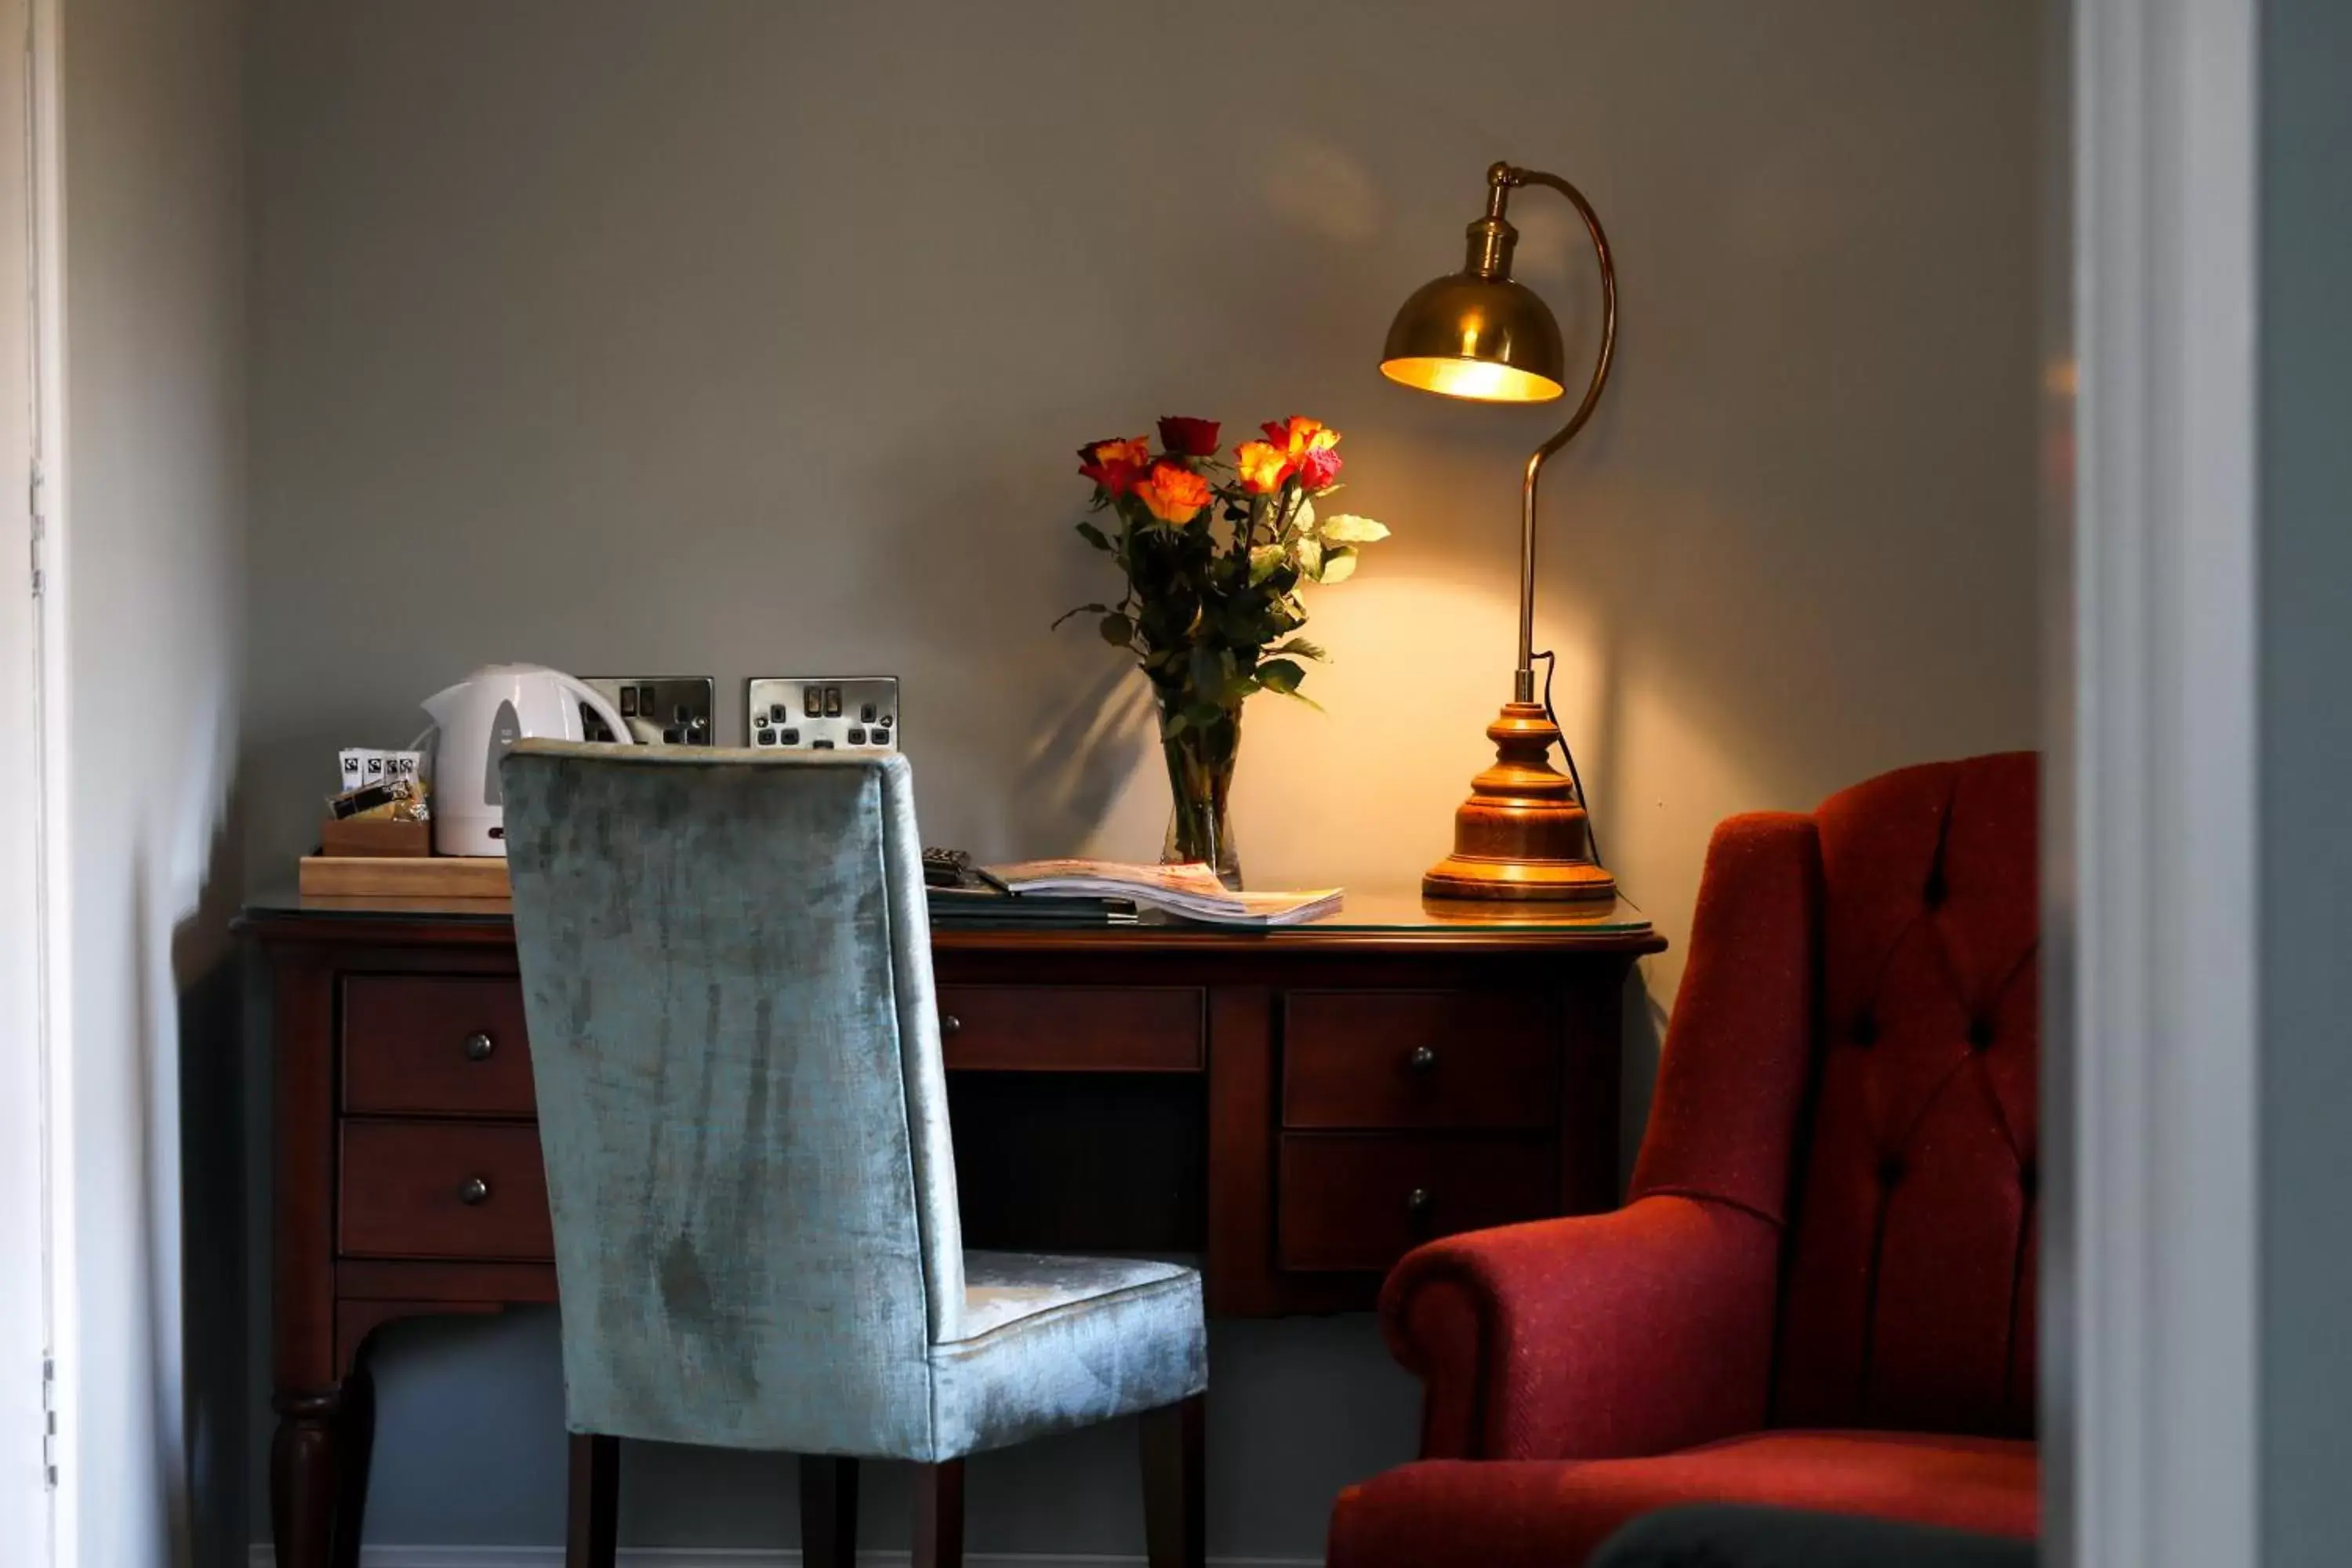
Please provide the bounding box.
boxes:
[1330,754,2041,1567]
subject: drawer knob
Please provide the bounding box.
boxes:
[1406,1185,1433,1215]
[941,1014,963,1036]
[463,1032,495,1062]
[1407,1044,1439,1073]
[457,1177,492,1207]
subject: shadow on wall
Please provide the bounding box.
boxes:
[849,436,1170,858]
[111,677,250,1567]
[1017,662,1158,854]
[125,868,187,1564]
[339,1305,1420,1555]
[177,800,251,1568]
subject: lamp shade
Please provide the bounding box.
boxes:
[1379,272,1566,403]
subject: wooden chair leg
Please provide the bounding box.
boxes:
[565,1433,619,1568]
[329,1361,377,1568]
[1140,1394,1206,1568]
[913,1457,966,1568]
[799,1454,861,1568]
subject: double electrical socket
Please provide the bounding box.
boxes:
[580,677,716,746]
[575,674,902,751]
[746,677,899,752]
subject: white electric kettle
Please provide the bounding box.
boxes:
[421,663,633,856]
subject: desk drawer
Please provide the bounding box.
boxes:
[935,985,1203,1072]
[340,1120,552,1261]
[343,975,535,1117]
[1282,991,1555,1129]
[1277,1134,1555,1272]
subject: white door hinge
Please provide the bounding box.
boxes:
[40,1355,56,1488]
[27,458,43,597]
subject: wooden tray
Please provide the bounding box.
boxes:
[298,855,510,898]
[318,816,431,858]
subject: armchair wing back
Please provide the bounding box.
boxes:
[1332,755,2042,1568]
[500,742,968,1455]
[1632,751,2039,1438]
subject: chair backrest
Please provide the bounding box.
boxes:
[1769,753,2039,1436]
[501,742,966,1456]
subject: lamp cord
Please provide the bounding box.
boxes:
[1530,649,1604,869]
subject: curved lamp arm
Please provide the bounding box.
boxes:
[1491,163,1617,702]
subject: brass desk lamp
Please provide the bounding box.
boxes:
[1382,161,1618,902]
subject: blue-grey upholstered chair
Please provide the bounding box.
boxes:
[501,742,1207,1568]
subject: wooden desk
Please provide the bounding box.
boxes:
[243,890,1662,1568]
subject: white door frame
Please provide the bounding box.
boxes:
[0,0,49,1551]
[23,0,71,1563]
[2055,0,2260,1565]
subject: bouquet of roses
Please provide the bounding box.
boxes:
[1058,413,1388,880]
[1060,413,1388,717]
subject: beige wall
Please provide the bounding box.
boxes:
[245,0,2039,1555]
[63,0,248,1562]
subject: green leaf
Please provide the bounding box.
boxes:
[1051,601,1110,630]
[1319,514,1389,544]
[1162,710,1190,738]
[1272,637,1328,662]
[1297,535,1324,579]
[1188,643,1230,697]
[1074,520,1113,552]
[1290,496,1316,537]
[1318,546,1359,584]
[1274,686,1326,711]
[1098,612,1134,646]
[1248,543,1285,585]
[1257,658,1306,695]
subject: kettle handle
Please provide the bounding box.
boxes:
[554,673,636,746]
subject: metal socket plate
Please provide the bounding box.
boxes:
[747,676,899,752]
[580,677,716,746]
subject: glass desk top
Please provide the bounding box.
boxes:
[242,884,1656,940]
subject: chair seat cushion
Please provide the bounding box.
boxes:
[955,1251,1196,1340]
[1328,1431,2038,1568]
[927,1250,1206,1459]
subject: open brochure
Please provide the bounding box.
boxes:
[987,859,1344,927]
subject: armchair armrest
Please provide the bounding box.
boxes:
[1380,1193,1781,1462]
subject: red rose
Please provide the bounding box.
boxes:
[1156,416,1221,457]
[1298,445,1343,490]
[1078,435,1151,497]
[1263,415,1341,464]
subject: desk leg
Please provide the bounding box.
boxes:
[272,955,347,1568]
[271,1383,351,1568]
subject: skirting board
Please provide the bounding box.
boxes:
[248,1548,1319,1568]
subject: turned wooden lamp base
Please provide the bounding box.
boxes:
[1422,700,1617,903]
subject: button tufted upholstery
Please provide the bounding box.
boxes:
[1773,757,2038,1435]
[1328,754,2040,1568]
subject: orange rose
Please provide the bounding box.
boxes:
[1260,415,1341,462]
[1078,435,1151,497]
[1134,461,1212,524]
[1235,440,1290,494]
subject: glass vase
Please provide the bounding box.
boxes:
[1158,701,1243,890]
